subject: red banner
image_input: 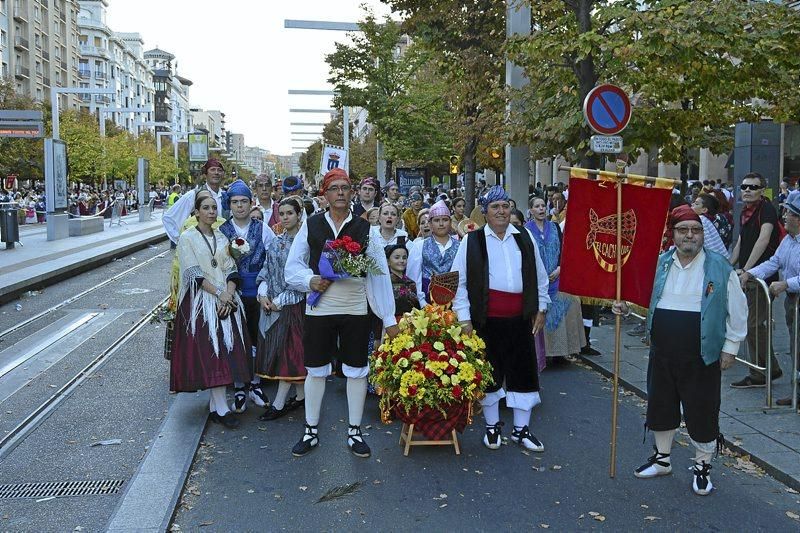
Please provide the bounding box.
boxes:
[559,175,672,308]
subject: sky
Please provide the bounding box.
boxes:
[106,0,392,156]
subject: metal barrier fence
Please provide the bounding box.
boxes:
[736,278,799,411]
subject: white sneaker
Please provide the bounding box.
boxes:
[634,447,672,478]
[483,422,503,450]
[511,425,544,452]
[692,462,713,495]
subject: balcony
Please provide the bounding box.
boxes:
[78,69,90,79]
[79,93,91,103]
[95,71,106,80]
[42,49,49,60]
[60,60,67,70]
[95,95,110,104]
[13,4,28,23]
[14,36,30,51]
[77,18,110,35]
[59,10,66,22]
[43,77,51,87]
[79,44,109,58]
[14,65,30,79]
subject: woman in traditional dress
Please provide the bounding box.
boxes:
[525,197,585,367]
[170,191,252,429]
[371,202,409,247]
[412,209,431,248]
[450,197,467,235]
[386,243,420,318]
[255,197,307,420]
[407,200,459,306]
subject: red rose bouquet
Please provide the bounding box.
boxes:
[228,237,250,261]
[307,235,382,307]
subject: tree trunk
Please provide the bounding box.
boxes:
[385,159,394,185]
[574,0,600,170]
[464,135,479,212]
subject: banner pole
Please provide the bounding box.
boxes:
[610,174,623,478]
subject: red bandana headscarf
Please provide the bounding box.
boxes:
[202,158,224,174]
[321,168,351,194]
[669,204,701,228]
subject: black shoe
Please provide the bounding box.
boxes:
[730,375,765,388]
[627,323,646,336]
[249,385,270,408]
[285,396,304,412]
[292,424,319,457]
[232,386,247,413]
[347,425,371,458]
[776,395,799,406]
[209,411,240,429]
[580,345,601,356]
[510,425,544,452]
[259,405,288,421]
[483,421,503,450]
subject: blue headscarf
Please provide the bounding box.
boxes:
[479,185,509,213]
[282,176,304,194]
[221,179,252,211]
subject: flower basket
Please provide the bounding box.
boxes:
[392,401,472,441]
[370,304,493,447]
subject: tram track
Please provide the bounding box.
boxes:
[0,296,169,462]
[0,250,169,342]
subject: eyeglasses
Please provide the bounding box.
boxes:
[740,184,763,191]
[674,226,704,235]
[327,185,352,194]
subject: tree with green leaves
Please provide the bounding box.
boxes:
[0,78,45,182]
[506,0,800,180]
[382,0,506,209]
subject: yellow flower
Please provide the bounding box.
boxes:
[446,325,462,342]
[450,374,460,385]
[398,358,409,368]
[410,351,423,361]
[433,341,445,351]
[412,315,430,336]
[440,374,450,385]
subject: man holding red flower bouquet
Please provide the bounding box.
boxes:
[452,185,551,452]
[285,168,399,458]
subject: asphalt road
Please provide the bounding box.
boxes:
[174,360,800,532]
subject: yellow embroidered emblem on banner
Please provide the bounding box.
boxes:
[586,208,637,273]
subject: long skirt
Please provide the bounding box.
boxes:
[170,293,253,392]
[255,302,306,381]
[544,293,586,358]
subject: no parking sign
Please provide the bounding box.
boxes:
[583,84,631,136]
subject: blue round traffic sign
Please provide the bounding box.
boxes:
[583,84,632,135]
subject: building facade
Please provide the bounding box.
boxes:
[143,46,191,135]
[0,0,82,109]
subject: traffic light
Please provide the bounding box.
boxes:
[449,155,460,175]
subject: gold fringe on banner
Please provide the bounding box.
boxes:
[564,166,678,190]
[577,296,649,317]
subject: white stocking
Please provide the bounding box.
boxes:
[653,429,676,458]
[303,375,326,426]
[209,387,229,416]
[294,382,305,401]
[346,377,368,427]
[512,408,531,429]
[482,400,500,426]
[273,381,292,410]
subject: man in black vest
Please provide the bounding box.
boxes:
[285,168,399,458]
[451,186,550,452]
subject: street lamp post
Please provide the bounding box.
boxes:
[51,87,116,140]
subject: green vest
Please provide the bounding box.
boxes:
[646,248,732,366]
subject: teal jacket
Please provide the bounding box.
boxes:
[646,248,732,366]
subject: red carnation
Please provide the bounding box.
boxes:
[235,237,245,245]
[408,385,418,396]
[423,370,435,379]
[446,365,456,374]
[345,242,361,254]
[452,385,463,399]
[341,235,353,243]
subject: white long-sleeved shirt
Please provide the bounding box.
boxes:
[656,249,747,355]
[748,233,800,293]
[284,212,396,328]
[452,224,551,323]
[162,186,223,243]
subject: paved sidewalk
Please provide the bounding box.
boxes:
[0,213,167,303]
[581,304,800,491]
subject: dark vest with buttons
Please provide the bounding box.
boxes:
[306,212,371,275]
[465,227,539,328]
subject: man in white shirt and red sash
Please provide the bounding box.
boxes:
[452,186,551,453]
[285,168,398,458]
[614,205,747,496]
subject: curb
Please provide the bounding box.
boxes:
[577,353,800,492]
[0,232,168,305]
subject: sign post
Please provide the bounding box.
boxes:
[0,110,44,139]
[44,138,69,241]
[582,83,633,478]
[137,158,150,222]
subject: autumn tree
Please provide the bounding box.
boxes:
[382,0,506,209]
[0,78,44,181]
[506,0,800,180]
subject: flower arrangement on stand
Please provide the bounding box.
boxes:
[370,303,493,441]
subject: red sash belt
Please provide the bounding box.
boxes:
[487,289,523,318]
